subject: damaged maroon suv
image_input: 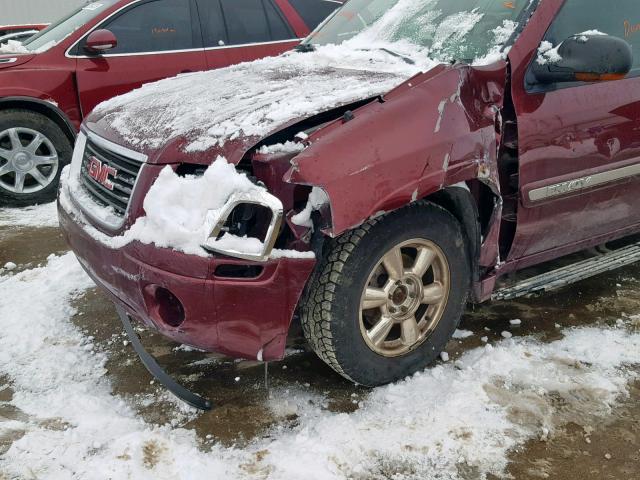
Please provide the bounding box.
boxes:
[59,0,640,407]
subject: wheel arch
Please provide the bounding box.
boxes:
[420,185,482,285]
[0,97,77,145]
[306,183,484,286]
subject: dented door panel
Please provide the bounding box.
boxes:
[515,79,640,258]
[509,0,640,260]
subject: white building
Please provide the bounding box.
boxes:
[2,0,88,25]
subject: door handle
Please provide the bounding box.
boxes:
[180,69,194,74]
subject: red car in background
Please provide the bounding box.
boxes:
[0,0,340,206]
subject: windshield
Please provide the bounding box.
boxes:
[22,1,116,52]
[303,0,531,63]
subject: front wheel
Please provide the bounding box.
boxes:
[301,202,471,386]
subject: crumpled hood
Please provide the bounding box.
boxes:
[88,45,430,163]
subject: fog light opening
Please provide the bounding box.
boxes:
[147,286,185,328]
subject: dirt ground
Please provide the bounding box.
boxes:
[1,219,639,479]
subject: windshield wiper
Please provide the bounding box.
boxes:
[295,43,316,53]
[377,48,415,65]
[295,44,414,64]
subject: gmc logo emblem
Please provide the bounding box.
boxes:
[87,156,117,191]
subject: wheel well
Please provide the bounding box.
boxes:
[424,186,484,283]
[308,184,492,281]
[0,98,76,145]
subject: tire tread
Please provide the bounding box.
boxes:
[301,218,379,381]
[301,201,463,383]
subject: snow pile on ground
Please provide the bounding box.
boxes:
[0,253,229,479]
[0,201,58,228]
[1,253,639,480]
[93,45,425,153]
[258,328,640,479]
[452,328,474,339]
[60,159,313,259]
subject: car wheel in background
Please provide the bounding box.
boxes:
[0,109,73,207]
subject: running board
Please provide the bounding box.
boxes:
[492,241,640,301]
[115,305,212,411]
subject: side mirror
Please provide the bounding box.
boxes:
[532,34,632,84]
[84,29,117,54]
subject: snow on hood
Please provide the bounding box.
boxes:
[92,44,432,153]
[89,0,524,155]
[0,39,57,55]
[0,39,30,54]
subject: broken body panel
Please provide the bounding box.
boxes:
[60,0,640,365]
[64,60,507,362]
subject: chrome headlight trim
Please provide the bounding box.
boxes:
[201,190,284,263]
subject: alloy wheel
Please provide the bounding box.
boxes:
[359,238,451,357]
[0,127,59,194]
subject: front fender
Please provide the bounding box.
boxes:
[0,95,78,137]
[285,63,507,237]
[0,67,81,130]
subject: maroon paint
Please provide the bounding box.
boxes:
[61,0,640,359]
[273,0,309,38]
[59,200,316,360]
[0,24,48,35]
[84,29,118,51]
[508,0,640,260]
[286,63,506,237]
[76,50,209,115]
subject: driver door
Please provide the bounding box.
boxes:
[509,0,640,259]
[74,0,206,116]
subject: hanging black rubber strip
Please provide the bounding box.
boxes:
[115,305,212,411]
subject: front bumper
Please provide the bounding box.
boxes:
[58,194,316,361]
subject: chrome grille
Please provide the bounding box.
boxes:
[79,136,143,216]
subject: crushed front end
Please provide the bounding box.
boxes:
[58,128,318,367]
